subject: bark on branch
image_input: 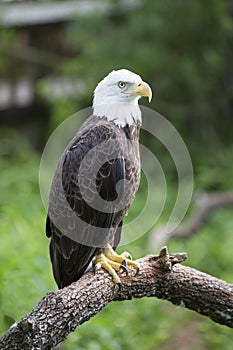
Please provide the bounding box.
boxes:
[1,247,233,350]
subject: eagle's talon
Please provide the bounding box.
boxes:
[118,282,122,290]
[122,259,127,266]
[92,245,139,285]
[93,262,101,275]
[120,264,128,275]
[121,251,132,260]
[126,253,132,260]
[135,267,140,275]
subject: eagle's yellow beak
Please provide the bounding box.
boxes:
[128,81,152,102]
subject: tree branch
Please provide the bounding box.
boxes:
[149,191,233,248]
[1,247,233,349]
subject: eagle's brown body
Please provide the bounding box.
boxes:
[46,114,141,288]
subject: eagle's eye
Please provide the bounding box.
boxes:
[118,81,126,89]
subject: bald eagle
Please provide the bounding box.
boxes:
[46,69,152,288]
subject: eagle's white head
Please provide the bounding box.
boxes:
[93,69,152,127]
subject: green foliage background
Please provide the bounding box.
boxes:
[0,0,233,349]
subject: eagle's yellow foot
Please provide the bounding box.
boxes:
[119,251,140,274]
[108,250,140,275]
[92,244,139,287]
[92,253,128,286]
[105,244,139,274]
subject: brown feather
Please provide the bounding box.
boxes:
[46,115,141,288]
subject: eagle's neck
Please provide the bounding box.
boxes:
[93,103,142,127]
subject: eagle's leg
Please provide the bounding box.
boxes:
[92,244,139,286]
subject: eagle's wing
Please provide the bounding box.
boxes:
[46,121,126,288]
